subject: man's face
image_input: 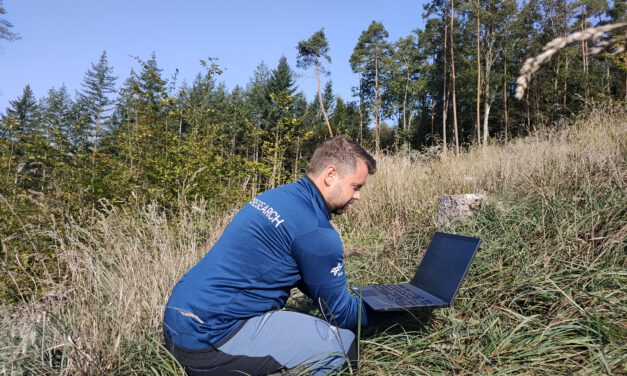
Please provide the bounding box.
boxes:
[326,159,369,215]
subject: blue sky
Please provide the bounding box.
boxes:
[0,1,427,112]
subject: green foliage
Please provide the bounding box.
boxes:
[2,0,627,306]
[2,106,625,374]
[351,21,392,150]
[296,28,331,70]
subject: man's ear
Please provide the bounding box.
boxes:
[323,164,337,187]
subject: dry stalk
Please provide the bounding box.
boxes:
[515,23,627,100]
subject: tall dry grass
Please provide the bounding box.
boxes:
[1,104,626,375]
[1,201,236,374]
[343,104,626,374]
[342,103,625,239]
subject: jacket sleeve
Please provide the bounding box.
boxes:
[291,228,370,330]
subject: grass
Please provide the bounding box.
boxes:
[1,104,626,375]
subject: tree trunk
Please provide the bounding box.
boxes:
[563,57,570,111]
[482,33,493,146]
[402,58,410,149]
[503,60,509,144]
[476,0,481,145]
[450,0,460,155]
[252,131,259,197]
[605,55,611,96]
[359,79,364,145]
[91,115,101,191]
[374,49,381,152]
[316,54,333,137]
[293,136,301,181]
[270,125,280,188]
[581,6,589,100]
[430,98,435,146]
[482,101,491,146]
[525,90,531,135]
[442,17,448,153]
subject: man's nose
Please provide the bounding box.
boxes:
[353,191,361,200]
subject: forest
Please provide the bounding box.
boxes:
[1,1,626,374]
[2,0,626,301]
[1,0,627,328]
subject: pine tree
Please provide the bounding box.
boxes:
[449,0,460,155]
[0,0,19,42]
[605,0,626,99]
[350,21,392,152]
[473,0,518,146]
[386,32,424,148]
[422,1,450,149]
[297,29,333,136]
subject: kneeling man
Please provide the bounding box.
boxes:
[164,136,382,375]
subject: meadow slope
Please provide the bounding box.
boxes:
[1,105,625,375]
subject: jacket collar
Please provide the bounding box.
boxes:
[302,175,331,220]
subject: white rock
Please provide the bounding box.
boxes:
[437,193,487,226]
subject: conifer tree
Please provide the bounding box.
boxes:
[387,32,424,148]
[41,85,73,160]
[77,51,117,193]
[309,81,335,133]
[268,56,297,97]
[79,51,117,138]
[135,53,167,119]
[297,29,333,136]
[351,21,392,152]
[607,0,627,99]
[0,0,19,42]
[265,57,303,188]
[473,0,518,146]
[6,85,39,136]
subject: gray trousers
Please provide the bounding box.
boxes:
[165,311,358,376]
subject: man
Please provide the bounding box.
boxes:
[163,136,381,375]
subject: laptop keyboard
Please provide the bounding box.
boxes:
[375,285,433,306]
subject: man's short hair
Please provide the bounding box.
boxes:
[307,136,376,176]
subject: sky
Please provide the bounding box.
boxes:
[0,1,427,113]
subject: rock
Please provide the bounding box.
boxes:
[437,193,486,226]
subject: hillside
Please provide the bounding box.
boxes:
[1,105,625,375]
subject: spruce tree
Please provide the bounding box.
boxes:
[41,85,73,159]
[79,51,117,137]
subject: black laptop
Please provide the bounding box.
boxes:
[351,232,481,311]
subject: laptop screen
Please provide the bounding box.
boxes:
[410,232,480,302]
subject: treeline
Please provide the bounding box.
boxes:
[1,0,626,299]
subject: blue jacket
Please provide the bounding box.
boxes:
[163,177,371,350]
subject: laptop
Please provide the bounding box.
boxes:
[351,232,481,311]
